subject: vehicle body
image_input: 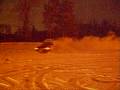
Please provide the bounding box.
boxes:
[34,39,53,53]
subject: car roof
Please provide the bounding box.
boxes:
[44,39,53,42]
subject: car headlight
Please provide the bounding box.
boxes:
[44,47,51,50]
[34,47,39,51]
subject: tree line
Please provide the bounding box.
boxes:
[0,0,120,42]
[0,21,120,42]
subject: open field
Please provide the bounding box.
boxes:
[0,38,120,90]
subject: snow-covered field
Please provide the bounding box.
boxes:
[0,37,120,90]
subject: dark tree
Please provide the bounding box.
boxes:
[43,0,77,38]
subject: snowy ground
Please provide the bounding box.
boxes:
[0,39,120,90]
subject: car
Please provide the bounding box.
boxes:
[34,39,54,53]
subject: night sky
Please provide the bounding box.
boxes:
[0,0,120,32]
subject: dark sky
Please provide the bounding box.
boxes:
[0,0,120,31]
